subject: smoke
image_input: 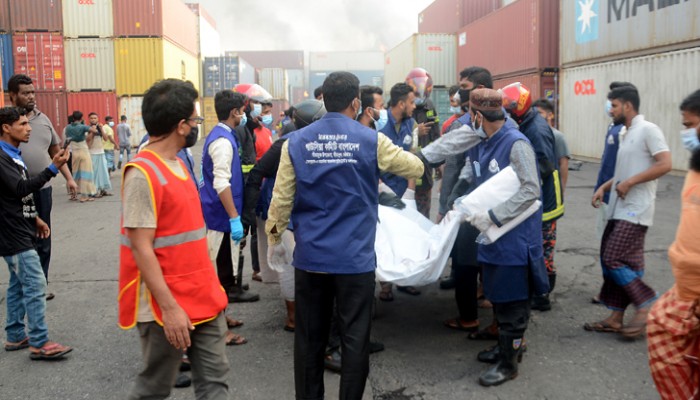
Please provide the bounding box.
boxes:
[194,0,433,52]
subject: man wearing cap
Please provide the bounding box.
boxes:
[461,88,548,387]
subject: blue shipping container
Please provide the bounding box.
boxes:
[309,70,383,94]
[0,34,13,90]
[203,56,256,97]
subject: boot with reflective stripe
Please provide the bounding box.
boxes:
[478,334,523,386]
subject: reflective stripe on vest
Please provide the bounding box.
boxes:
[121,227,207,249]
[542,169,565,221]
[241,164,254,174]
[136,157,168,186]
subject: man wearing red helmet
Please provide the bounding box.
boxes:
[501,82,562,312]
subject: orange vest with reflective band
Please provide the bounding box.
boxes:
[118,149,227,329]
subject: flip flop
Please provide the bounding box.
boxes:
[5,337,29,351]
[283,324,295,332]
[226,317,243,329]
[29,342,72,360]
[468,327,499,341]
[620,321,646,339]
[397,286,421,296]
[225,332,247,346]
[378,290,394,302]
[583,320,621,333]
[444,318,480,332]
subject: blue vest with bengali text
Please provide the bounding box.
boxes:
[379,111,414,197]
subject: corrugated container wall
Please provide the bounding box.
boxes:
[259,68,288,100]
[9,0,63,32]
[202,56,255,97]
[310,70,383,94]
[231,51,304,69]
[457,0,558,79]
[384,33,456,94]
[309,52,384,72]
[114,38,200,96]
[0,34,13,90]
[561,0,700,67]
[63,0,113,37]
[67,92,118,123]
[13,32,65,91]
[117,96,146,146]
[560,47,700,171]
[492,73,555,102]
[202,96,216,135]
[113,0,198,57]
[0,1,10,32]
[35,91,68,138]
[64,38,115,91]
[418,0,500,34]
[287,69,304,88]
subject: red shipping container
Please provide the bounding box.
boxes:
[67,91,118,125]
[34,91,69,139]
[492,72,558,125]
[457,0,559,77]
[9,0,63,32]
[113,0,198,57]
[0,1,10,32]
[13,32,65,91]
[419,0,499,34]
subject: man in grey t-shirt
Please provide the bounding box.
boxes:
[9,74,78,296]
[117,115,132,169]
[589,86,672,339]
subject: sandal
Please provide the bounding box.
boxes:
[468,326,499,340]
[29,341,72,360]
[283,324,295,332]
[251,272,262,282]
[225,331,247,346]
[225,316,243,329]
[378,289,394,302]
[444,318,479,332]
[583,320,621,333]
[397,286,421,296]
[5,337,29,351]
[620,321,646,339]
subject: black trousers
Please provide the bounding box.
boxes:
[453,263,479,322]
[493,299,530,337]
[250,224,260,273]
[215,232,236,293]
[294,268,375,400]
[33,187,52,281]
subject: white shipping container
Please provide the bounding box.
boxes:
[198,15,220,58]
[118,96,147,147]
[309,51,384,72]
[64,38,116,91]
[62,0,114,38]
[560,47,700,171]
[259,68,288,100]
[384,33,457,94]
[561,0,700,67]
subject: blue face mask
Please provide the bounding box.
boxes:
[239,112,247,127]
[250,103,262,118]
[449,106,461,114]
[681,127,700,152]
[605,100,612,117]
[262,114,273,126]
[373,109,388,131]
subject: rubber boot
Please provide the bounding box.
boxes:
[478,340,527,364]
[548,274,556,292]
[478,335,523,387]
[229,252,260,303]
[284,300,295,332]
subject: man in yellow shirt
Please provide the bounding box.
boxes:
[102,116,117,173]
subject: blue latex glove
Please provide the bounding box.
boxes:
[229,216,244,244]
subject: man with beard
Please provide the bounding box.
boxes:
[8,74,78,299]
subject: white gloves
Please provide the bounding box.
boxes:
[466,211,494,232]
[402,188,417,210]
[268,242,290,272]
[378,182,396,196]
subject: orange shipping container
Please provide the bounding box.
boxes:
[113,0,198,57]
[35,91,69,139]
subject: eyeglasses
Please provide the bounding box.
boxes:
[187,117,204,124]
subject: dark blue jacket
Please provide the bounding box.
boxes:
[379,110,414,197]
[595,123,622,204]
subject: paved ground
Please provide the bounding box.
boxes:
[0,143,679,400]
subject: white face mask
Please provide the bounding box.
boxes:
[372,109,388,131]
[250,103,262,118]
[681,127,700,152]
[108,121,115,127]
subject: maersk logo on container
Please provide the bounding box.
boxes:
[576,0,599,44]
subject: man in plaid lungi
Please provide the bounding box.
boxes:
[588,86,671,339]
[647,89,700,400]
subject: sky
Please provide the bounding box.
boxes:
[194,0,434,53]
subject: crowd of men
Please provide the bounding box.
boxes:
[0,64,698,400]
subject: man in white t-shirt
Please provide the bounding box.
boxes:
[589,85,672,339]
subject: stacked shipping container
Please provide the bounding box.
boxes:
[418,0,500,34]
[559,0,700,170]
[309,51,383,95]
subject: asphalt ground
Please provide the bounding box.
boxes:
[0,143,680,399]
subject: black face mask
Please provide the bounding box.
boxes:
[184,125,198,148]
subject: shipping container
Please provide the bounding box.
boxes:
[13,32,65,91]
[290,87,305,105]
[64,38,115,91]
[0,1,10,32]
[259,68,288,100]
[114,37,200,96]
[287,69,304,88]
[560,47,700,171]
[0,34,13,90]
[35,91,69,139]
[309,70,383,94]
[202,55,255,97]
[456,0,559,78]
[384,33,457,93]
[492,73,556,103]
[9,0,63,32]
[113,0,198,57]
[418,0,500,34]
[561,0,700,67]
[185,2,219,58]
[62,0,113,37]
[201,96,216,136]
[230,50,304,70]
[67,92,118,129]
[117,95,147,146]
[309,51,384,72]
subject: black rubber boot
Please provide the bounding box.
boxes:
[548,274,556,292]
[229,252,259,303]
[531,294,551,311]
[477,340,527,364]
[478,335,523,387]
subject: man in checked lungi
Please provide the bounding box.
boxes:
[647,89,700,400]
[588,85,672,338]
